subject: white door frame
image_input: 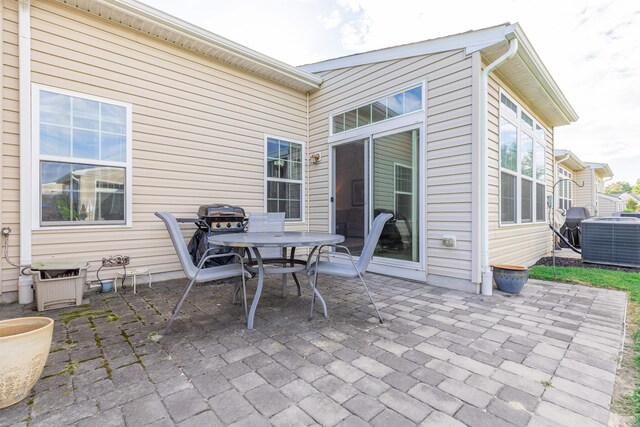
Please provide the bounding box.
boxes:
[328,121,427,281]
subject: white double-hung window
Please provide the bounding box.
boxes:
[557,166,573,210]
[265,136,304,221]
[499,92,546,225]
[33,86,132,227]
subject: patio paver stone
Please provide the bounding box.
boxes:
[0,276,626,426]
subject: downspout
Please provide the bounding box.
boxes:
[18,0,33,294]
[480,38,518,296]
[306,91,310,233]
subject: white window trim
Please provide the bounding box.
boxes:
[31,84,133,229]
[498,90,546,226]
[263,134,305,222]
[393,162,413,219]
[557,165,573,210]
[328,82,426,139]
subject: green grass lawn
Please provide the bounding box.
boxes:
[529,265,640,299]
[529,265,640,424]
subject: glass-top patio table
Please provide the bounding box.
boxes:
[209,232,344,329]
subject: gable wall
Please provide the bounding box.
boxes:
[307,50,477,289]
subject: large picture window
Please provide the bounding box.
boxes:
[34,86,131,227]
[499,92,546,225]
[265,136,303,220]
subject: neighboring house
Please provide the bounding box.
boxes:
[554,150,615,217]
[598,194,625,217]
[618,192,640,210]
[0,0,577,302]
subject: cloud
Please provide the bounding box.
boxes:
[140,0,640,183]
[323,10,342,29]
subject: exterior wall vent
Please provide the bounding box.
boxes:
[582,217,640,268]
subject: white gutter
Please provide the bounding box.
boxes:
[18,0,33,298]
[556,153,570,166]
[480,38,518,296]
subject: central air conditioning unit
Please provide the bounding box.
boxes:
[581,217,640,268]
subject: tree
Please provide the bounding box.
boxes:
[605,181,631,194]
[626,199,638,212]
[632,179,640,197]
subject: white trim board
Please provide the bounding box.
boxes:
[300,24,512,73]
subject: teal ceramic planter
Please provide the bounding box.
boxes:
[100,279,114,293]
[492,265,528,294]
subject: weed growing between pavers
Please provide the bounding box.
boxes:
[59,309,113,324]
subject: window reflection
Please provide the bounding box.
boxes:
[266,137,303,220]
[41,162,125,224]
[39,90,127,162]
[332,85,423,134]
[372,129,420,262]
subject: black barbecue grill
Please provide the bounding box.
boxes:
[560,207,591,249]
[178,204,248,267]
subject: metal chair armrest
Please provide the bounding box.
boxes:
[197,250,245,270]
[311,244,358,273]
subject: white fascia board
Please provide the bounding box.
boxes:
[96,0,322,90]
[506,24,579,124]
[300,24,512,73]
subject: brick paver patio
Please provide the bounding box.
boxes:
[0,274,626,426]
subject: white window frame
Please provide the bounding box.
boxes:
[393,163,413,220]
[264,135,305,222]
[499,91,546,226]
[329,82,425,138]
[31,84,133,229]
[557,166,573,210]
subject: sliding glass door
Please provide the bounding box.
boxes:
[333,127,420,264]
[372,129,419,262]
[334,140,367,255]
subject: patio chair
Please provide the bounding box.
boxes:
[307,212,393,323]
[245,212,302,296]
[155,211,250,334]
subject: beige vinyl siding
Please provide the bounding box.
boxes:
[308,49,475,285]
[574,169,595,214]
[487,72,554,266]
[598,195,622,217]
[1,1,309,294]
[1,0,19,296]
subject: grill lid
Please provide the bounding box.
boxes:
[564,207,590,228]
[198,204,246,218]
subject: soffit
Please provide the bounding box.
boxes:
[554,149,585,171]
[481,35,577,127]
[52,0,322,92]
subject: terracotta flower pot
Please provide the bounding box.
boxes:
[492,264,529,294]
[0,317,54,409]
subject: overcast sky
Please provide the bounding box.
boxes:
[142,0,639,185]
